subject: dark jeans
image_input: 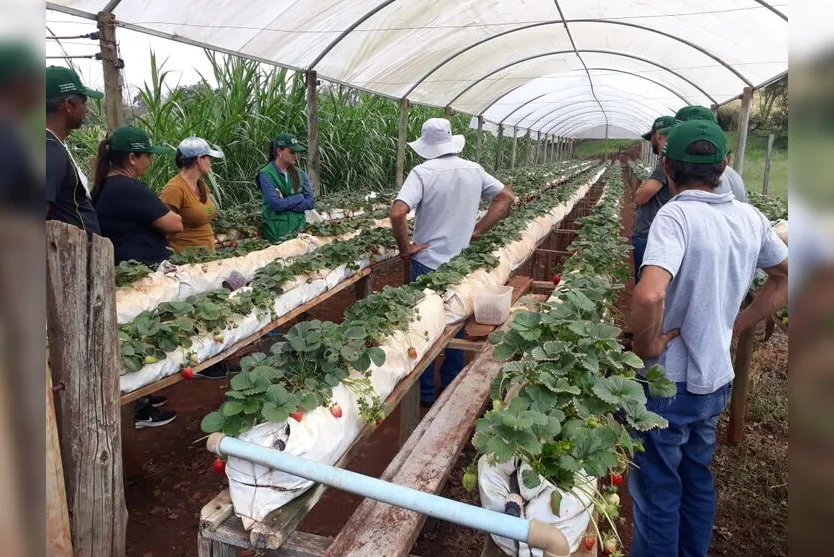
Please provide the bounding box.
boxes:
[629,382,732,557]
[410,259,465,404]
[632,234,648,283]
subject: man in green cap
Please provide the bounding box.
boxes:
[257,132,315,241]
[45,65,104,234]
[632,115,676,281]
[629,119,788,557]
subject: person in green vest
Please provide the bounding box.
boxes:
[257,133,315,241]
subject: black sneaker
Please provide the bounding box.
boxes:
[135,407,177,429]
[196,363,229,380]
[147,395,168,408]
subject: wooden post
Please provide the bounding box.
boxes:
[399,384,420,447]
[395,98,409,187]
[97,12,124,132]
[534,131,542,165]
[727,328,756,445]
[444,105,452,119]
[710,103,719,115]
[475,115,484,163]
[556,136,562,162]
[510,126,518,168]
[47,363,74,557]
[46,222,127,556]
[733,86,754,176]
[524,128,531,166]
[494,124,504,172]
[762,132,775,194]
[306,70,321,195]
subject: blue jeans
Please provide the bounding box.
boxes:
[629,382,732,557]
[632,234,648,283]
[410,259,465,403]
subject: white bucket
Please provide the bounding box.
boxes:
[473,285,513,325]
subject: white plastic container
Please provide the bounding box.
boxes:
[474,285,513,325]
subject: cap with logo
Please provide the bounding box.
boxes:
[272,133,305,152]
[641,115,677,141]
[177,136,225,159]
[109,126,172,154]
[662,119,727,163]
[45,65,103,100]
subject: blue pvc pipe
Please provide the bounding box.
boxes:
[212,434,531,543]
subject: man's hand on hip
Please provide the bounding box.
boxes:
[403,242,429,257]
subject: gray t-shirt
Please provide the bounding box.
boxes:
[640,190,788,394]
[715,165,748,202]
[633,163,672,238]
[396,155,504,269]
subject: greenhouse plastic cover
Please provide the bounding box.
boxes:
[47,0,788,138]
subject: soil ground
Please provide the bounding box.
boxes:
[124,160,787,556]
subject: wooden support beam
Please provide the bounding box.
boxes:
[399,384,420,447]
[475,115,484,163]
[444,105,452,119]
[535,248,571,257]
[395,99,409,187]
[762,132,775,194]
[47,363,74,557]
[446,339,485,352]
[727,328,756,445]
[524,128,531,166]
[733,86,754,176]
[97,11,124,132]
[510,126,518,168]
[494,123,504,172]
[532,280,557,291]
[306,70,321,195]
[46,222,127,556]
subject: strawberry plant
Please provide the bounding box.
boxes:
[115,260,153,287]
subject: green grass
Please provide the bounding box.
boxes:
[726,130,788,200]
[574,139,638,158]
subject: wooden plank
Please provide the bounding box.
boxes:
[247,322,466,550]
[536,248,572,257]
[46,223,127,556]
[727,327,756,445]
[399,383,420,447]
[354,272,374,300]
[46,362,73,557]
[325,302,539,557]
[532,280,557,291]
[120,266,374,405]
[200,490,234,532]
[465,276,533,339]
[446,339,485,352]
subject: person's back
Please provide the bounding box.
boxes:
[405,155,500,269]
[642,192,783,392]
[715,164,747,202]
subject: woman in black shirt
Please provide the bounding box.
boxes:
[93,125,182,429]
[93,126,182,266]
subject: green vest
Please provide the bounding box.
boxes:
[259,162,307,242]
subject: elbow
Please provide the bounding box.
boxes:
[390,206,408,222]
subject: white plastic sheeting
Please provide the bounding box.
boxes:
[47,0,787,137]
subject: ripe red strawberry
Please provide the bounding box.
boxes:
[552,273,562,286]
[407,347,418,359]
[212,457,226,475]
[582,536,596,551]
[181,366,195,379]
[610,473,624,487]
[330,404,343,418]
[289,410,303,422]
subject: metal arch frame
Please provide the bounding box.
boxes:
[535,103,658,134]
[552,112,651,136]
[538,107,654,135]
[480,66,693,119]
[517,98,657,133]
[497,92,552,126]
[753,0,788,21]
[446,49,718,109]
[558,118,647,138]
[403,17,753,101]
[307,0,400,69]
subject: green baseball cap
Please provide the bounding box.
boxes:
[45,65,103,100]
[662,119,727,163]
[641,116,676,141]
[272,133,305,152]
[109,126,172,154]
[658,105,718,135]
[0,42,40,85]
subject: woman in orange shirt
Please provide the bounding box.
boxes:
[159,137,224,253]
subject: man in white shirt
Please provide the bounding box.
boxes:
[390,118,514,405]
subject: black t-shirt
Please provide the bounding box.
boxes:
[46,130,100,235]
[0,121,42,216]
[94,175,170,266]
[633,163,672,238]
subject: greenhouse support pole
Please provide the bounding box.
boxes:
[475,115,484,164]
[534,131,541,165]
[395,98,409,187]
[762,132,775,194]
[733,86,754,176]
[444,105,453,119]
[510,126,518,168]
[524,129,532,166]
[710,103,719,116]
[97,11,124,132]
[556,136,563,162]
[494,123,504,172]
[306,70,321,196]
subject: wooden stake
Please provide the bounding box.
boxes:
[728,328,756,445]
[47,363,74,557]
[395,98,409,187]
[733,86,754,175]
[524,129,531,166]
[46,222,127,556]
[444,105,452,119]
[762,132,775,194]
[306,70,321,196]
[475,115,484,163]
[494,123,504,172]
[97,12,124,132]
[510,126,518,168]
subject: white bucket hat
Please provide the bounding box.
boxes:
[408,118,465,160]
